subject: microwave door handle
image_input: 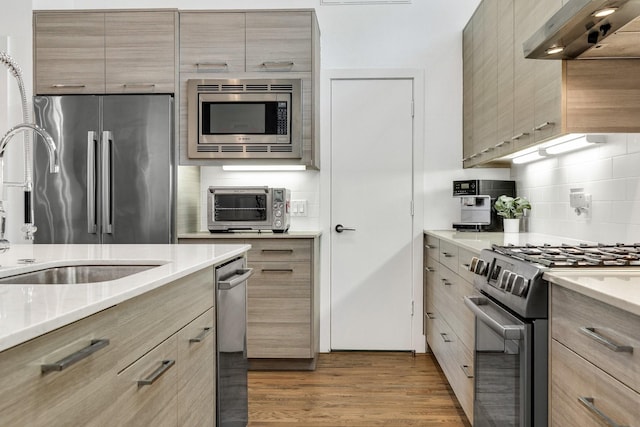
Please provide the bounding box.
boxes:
[101,131,113,234]
[464,296,524,340]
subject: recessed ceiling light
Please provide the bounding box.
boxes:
[545,46,564,55]
[593,7,617,18]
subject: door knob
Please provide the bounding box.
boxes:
[335,224,356,233]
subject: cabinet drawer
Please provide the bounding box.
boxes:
[457,247,478,284]
[0,308,117,426]
[552,285,640,393]
[551,339,640,427]
[424,235,440,260]
[248,239,311,262]
[249,261,311,298]
[115,267,215,372]
[439,240,460,273]
[110,335,178,427]
[177,308,215,426]
[438,266,477,352]
[427,308,474,422]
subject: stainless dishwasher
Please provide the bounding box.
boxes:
[215,256,253,427]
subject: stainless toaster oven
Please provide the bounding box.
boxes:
[207,186,290,233]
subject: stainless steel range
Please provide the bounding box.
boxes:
[465,243,640,427]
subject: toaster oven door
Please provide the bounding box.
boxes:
[208,188,273,231]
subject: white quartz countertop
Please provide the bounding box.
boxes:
[0,243,250,352]
[544,269,640,317]
[424,229,595,254]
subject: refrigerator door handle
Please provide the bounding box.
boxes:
[101,131,113,234]
[87,131,98,234]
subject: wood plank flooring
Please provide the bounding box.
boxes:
[248,352,472,426]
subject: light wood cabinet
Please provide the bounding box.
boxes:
[179,235,320,370]
[179,11,313,74]
[0,308,117,427]
[463,0,640,167]
[550,285,640,426]
[0,265,219,426]
[423,233,480,423]
[34,10,177,94]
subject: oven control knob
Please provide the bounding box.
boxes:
[274,209,283,218]
[274,219,282,228]
[498,270,512,290]
[512,275,529,297]
[469,257,488,276]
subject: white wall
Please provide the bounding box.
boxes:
[513,133,640,243]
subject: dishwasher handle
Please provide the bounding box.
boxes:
[218,268,254,290]
[464,295,524,340]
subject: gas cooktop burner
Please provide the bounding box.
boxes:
[492,243,640,267]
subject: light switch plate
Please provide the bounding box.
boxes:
[291,200,307,217]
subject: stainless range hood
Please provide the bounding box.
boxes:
[524,0,640,59]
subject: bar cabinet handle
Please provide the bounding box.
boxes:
[261,249,294,253]
[442,252,454,258]
[138,360,175,387]
[533,121,554,131]
[261,269,294,273]
[461,263,471,271]
[440,333,452,343]
[261,61,295,70]
[579,327,633,353]
[189,327,213,343]
[441,278,452,286]
[511,132,529,140]
[578,397,628,427]
[425,312,435,319]
[41,339,110,373]
[425,244,437,249]
[123,83,156,88]
[196,62,228,70]
[425,267,435,273]
[51,84,86,88]
[460,364,473,378]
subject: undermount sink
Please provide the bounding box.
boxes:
[0,263,162,285]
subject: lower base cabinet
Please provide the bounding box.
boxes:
[0,265,220,426]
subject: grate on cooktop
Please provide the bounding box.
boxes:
[492,243,640,267]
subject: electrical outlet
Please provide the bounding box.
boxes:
[569,188,591,219]
[291,200,308,217]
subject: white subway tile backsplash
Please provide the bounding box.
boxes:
[514,133,640,242]
[613,151,640,178]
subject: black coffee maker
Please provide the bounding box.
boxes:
[452,180,516,231]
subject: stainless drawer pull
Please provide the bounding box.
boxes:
[578,397,628,427]
[533,121,554,131]
[261,269,294,273]
[460,364,473,378]
[123,83,156,88]
[511,132,529,140]
[138,360,176,387]
[425,244,437,249]
[196,62,228,70]
[425,267,435,273]
[261,249,294,253]
[261,61,295,70]
[440,333,452,343]
[41,339,110,373]
[189,327,213,343]
[51,84,86,88]
[425,312,435,319]
[579,327,633,353]
[442,252,454,258]
[462,263,471,270]
[441,278,452,286]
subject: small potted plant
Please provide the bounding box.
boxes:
[494,195,531,233]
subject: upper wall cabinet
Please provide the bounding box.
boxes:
[463,0,640,168]
[34,10,177,95]
[179,11,313,73]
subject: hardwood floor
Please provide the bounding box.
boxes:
[248,352,472,426]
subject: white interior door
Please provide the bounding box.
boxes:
[330,78,414,350]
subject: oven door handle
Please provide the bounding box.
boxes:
[464,296,524,340]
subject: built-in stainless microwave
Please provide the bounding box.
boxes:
[207,186,291,233]
[188,78,302,159]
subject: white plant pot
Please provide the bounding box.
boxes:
[503,218,520,233]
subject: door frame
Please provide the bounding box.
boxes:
[319,69,425,353]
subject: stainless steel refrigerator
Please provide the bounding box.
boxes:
[33,95,174,244]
